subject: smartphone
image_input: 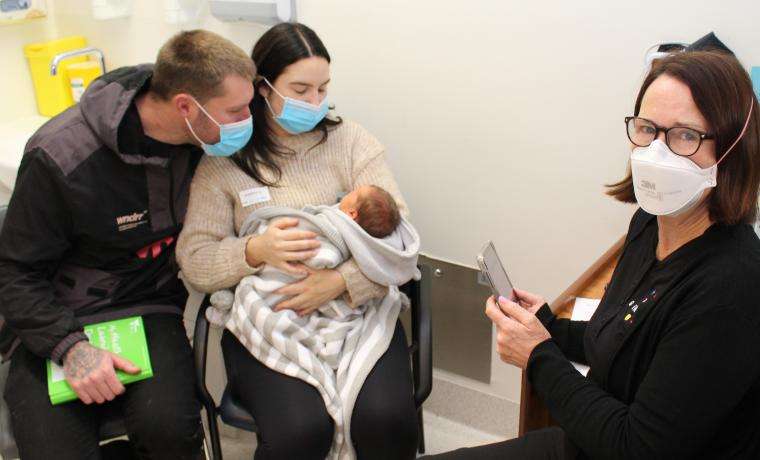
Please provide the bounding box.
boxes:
[476,241,515,300]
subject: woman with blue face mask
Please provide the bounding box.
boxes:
[177,23,419,460]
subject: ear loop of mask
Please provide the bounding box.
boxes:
[262,78,325,116]
[262,78,284,118]
[191,97,221,127]
[185,97,220,146]
[716,98,754,166]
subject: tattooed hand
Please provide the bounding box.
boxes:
[63,341,140,404]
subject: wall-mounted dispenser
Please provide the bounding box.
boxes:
[209,0,295,24]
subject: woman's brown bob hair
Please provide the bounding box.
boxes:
[607,50,760,225]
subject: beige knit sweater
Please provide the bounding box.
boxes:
[176,119,409,307]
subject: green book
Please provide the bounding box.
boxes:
[46,316,153,405]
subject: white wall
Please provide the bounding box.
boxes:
[302,0,760,299]
[5,0,760,404]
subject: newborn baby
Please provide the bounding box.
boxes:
[209,184,405,322]
[338,185,401,238]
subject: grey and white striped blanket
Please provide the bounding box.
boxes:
[207,205,420,460]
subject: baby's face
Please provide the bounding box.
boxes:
[339,187,370,220]
[339,189,360,219]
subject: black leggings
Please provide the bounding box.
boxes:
[221,320,419,460]
[422,426,579,460]
[4,314,204,460]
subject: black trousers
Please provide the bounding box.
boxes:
[4,314,204,460]
[221,320,419,460]
[422,426,579,460]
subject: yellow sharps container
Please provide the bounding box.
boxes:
[24,36,89,117]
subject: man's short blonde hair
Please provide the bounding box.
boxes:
[151,30,255,102]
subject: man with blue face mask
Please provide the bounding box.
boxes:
[0,30,254,459]
[185,95,253,156]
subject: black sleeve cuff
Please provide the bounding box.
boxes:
[536,303,555,328]
[51,331,88,365]
[527,337,559,378]
[527,338,583,398]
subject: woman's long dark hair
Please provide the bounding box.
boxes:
[234,22,342,186]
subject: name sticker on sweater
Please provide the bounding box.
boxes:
[239,187,271,207]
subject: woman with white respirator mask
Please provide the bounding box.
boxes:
[428,50,760,459]
[626,95,753,217]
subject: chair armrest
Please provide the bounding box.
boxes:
[410,264,433,408]
[193,295,217,413]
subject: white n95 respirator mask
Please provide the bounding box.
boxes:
[631,139,717,216]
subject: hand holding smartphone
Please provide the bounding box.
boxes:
[476,241,515,302]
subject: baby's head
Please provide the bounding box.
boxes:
[339,185,401,238]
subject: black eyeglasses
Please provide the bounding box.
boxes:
[625,116,714,156]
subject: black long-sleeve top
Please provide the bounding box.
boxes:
[528,209,760,459]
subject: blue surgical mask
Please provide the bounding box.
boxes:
[185,98,253,157]
[264,78,329,134]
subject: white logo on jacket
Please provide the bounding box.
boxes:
[116,210,149,231]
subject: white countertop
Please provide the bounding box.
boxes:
[0,115,49,191]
